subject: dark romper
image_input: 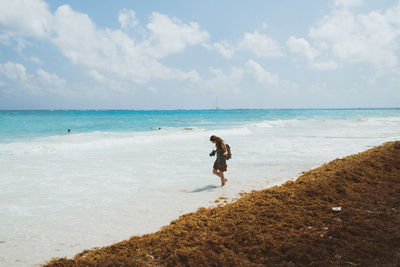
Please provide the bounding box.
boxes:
[213,147,227,172]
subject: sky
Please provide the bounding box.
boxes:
[0,0,399,109]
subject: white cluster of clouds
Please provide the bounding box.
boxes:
[211,0,400,74]
[0,0,208,89]
[213,30,284,59]
[51,6,206,84]
[145,12,209,59]
[118,9,138,30]
[0,61,66,94]
[0,0,289,97]
[287,1,400,70]
[205,66,244,94]
[205,59,296,94]
[244,60,281,85]
[0,0,399,106]
[239,31,284,58]
[286,36,338,70]
[0,0,52,39]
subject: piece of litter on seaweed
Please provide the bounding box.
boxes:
[332,207,341,211]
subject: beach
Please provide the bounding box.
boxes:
[45,141,400,266]
[2,0,400,265]
[0,109,400,266]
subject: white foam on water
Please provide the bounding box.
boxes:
[0,117,399,266]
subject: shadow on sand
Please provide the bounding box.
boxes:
[188,184,219,193]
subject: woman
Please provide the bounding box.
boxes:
[209,135,228,186]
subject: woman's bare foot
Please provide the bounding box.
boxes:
[221,178,228,186]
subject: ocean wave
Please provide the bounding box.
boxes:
[248,116,400,128]
[1,115,399,155]
[0,126,253,155]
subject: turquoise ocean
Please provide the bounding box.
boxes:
[1,108,400,143]
[1,108,400,266]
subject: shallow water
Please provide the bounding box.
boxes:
[0,109,399,266]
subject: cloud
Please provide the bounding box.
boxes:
[286,37,318,61]
[239,31,284,58]
[144,12,209,59]
[88,69,106,82]
[309,4,400,68]
[244,59,279,85]
[36,68,66,88]
[334,0,364,8]
[286,36,338,70]
[210,66,244,83]
[0,1,207,85]
[118,9,138,29]
[0,61,67,94]
[50,5,204,83]
[0,61,28,81]
[285,2,400,70]
[213,30,283,58]
[244,59,297,89]
[213,41,235,58]
[205,66,244,93]
[29,56,43,64]
[0,0,52,38]
[204,59,295,94]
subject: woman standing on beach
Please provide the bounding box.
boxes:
[209,135,228,186]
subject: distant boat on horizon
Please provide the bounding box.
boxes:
[215,96,220,110]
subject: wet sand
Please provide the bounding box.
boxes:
[45,141,400,266]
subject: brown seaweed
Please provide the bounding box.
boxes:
[44,141,400,266]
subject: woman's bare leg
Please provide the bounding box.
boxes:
[213,169,219,177]
[220,171,228,186]
[213,169,227,186]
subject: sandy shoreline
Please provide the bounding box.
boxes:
[45,141,400,266]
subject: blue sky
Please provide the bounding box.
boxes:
[0,0,399,109]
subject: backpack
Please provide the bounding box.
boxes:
[224,144,232,160]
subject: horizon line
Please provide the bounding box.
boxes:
[0,107,399,111]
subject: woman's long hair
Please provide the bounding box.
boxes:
[210,135,227,152]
